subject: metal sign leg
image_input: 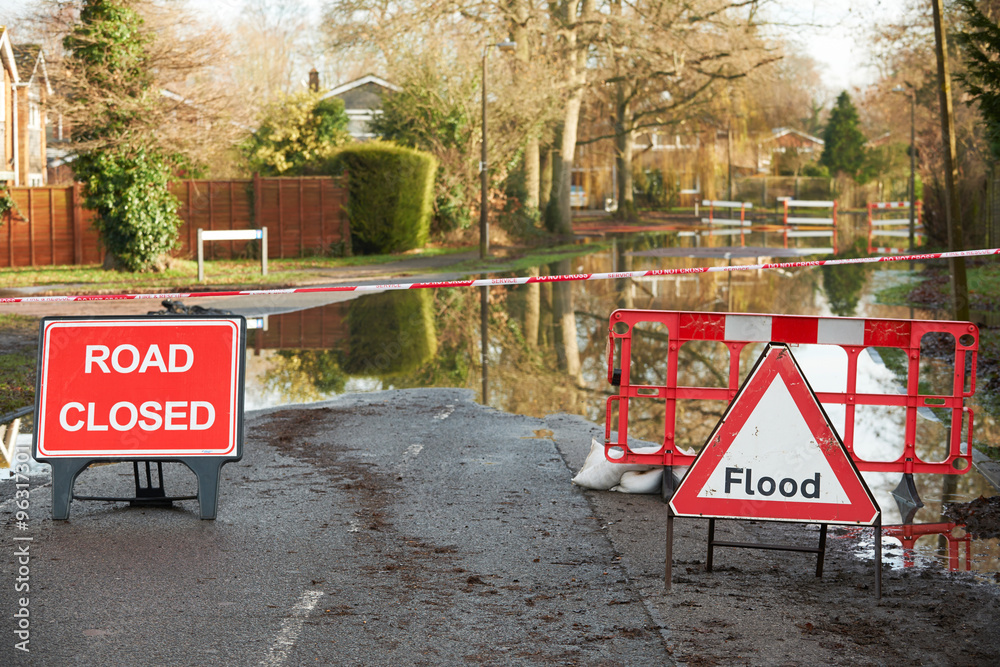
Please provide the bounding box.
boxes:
[665,505,674,591]
[131,461,169,506]
[875,516,883,601]
[48,459,92,520]
[816,524,828,577]
[185,459,226,520]
[706,518,716,572]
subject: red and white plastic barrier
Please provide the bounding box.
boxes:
[700,199,754,246]
[0,248,998,305]
[782,199,838,253]
[605,308,979,476]
[867,201,923,254]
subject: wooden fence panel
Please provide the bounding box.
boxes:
[0,175,348,269]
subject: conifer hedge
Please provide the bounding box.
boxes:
[329,142,437,254]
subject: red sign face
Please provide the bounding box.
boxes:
[35,318,244,458]
[669,344,879,526]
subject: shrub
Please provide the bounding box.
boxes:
[329,142,437,254]
[75,147,183,272]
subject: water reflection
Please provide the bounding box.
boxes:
[239,232,998,575]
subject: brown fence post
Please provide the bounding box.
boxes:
[319,179,326,252]
[341,172,351,256]
[253,172,262,228]
[186,180,194,256]
[6,204,12,268]
[229,180,236,258]
[49,188,55,265]
[277,179,284,259]
[298,178,304,257]
[208,182,215,260]
[72,182,83,265]
[27,189,35,266]
[253,172,266,260]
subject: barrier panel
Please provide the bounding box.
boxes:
[700,200,753,245]
[782,199,837,253]
[604,309,978,476]
[867,201,924,254]
[33,315,247,520]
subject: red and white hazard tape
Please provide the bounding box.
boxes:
[1,247,997,305]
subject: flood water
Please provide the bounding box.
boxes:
[157,233,1000,577]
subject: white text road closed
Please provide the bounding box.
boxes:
[670,343,879,526]
[35,319,243,458]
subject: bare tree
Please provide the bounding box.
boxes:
[32,0,242,174]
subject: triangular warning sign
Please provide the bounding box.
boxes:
[670,343,880,526]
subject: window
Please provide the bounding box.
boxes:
[29,103,41,129]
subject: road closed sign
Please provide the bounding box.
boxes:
[670,343,879,526]
[34,317,246,459]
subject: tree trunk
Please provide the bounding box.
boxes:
[510,2,540,211]
[931,0,970,322]
[539,144,553,213]
[551,0,593,236]
[525,134,541,210]
[555,91,583,235]
[544,124,564,232]
[614,94,636,220]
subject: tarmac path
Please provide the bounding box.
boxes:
[3,388,1000,665]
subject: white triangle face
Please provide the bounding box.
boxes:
[696,373,852,505]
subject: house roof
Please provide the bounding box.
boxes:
[0,26,19,83]
[12,44,52,95]
[320,74,400,107]
[766,127,824,146]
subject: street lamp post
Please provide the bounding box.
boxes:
[893,85,917,253]
[481,40,516,260]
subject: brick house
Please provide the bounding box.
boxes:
[13,43,50,186]
[0,26,16,182]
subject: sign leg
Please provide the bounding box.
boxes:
[665,506,674,591]
[816,524,828,577]
[661,464,676,502]
[875,516,882,601]
[706,518,716,572]
[185,459,224,520]
[48,459,92,520]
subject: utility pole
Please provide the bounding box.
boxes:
[931,0,971,322]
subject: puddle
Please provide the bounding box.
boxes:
[5,232,999,575]
[233,234,1000,575]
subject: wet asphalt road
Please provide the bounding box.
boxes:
[0,389,673,666]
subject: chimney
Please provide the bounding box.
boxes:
[308,69,320,92]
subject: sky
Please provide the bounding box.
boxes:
[6,0,912,95]
[767,0,912,93]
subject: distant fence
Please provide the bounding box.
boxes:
[0,174,349,268]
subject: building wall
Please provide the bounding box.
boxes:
[1,66,11,178]
[16,77,46,185]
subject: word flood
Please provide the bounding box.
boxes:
[724,467,820,499]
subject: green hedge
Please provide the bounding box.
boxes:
[329,141,437,254]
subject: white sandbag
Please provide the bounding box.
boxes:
[611,468,663,494]
[571,438,661,490]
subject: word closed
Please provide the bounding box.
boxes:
[35,318,243,458]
